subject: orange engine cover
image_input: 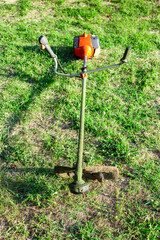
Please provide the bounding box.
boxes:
[74,32,99,59]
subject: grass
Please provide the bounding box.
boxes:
[0,0,160,239]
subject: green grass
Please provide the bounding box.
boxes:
[0,0,160,239]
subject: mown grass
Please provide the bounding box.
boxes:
[0,0,160,239]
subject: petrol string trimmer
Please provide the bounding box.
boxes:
[39,33,131,194]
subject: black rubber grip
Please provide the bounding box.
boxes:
[121,46,131,62]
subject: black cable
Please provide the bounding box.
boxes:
[57,58,67,74]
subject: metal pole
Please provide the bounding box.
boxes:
[76,75,86,184]
[69,73,89,193]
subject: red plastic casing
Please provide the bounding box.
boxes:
[74,33,94,59]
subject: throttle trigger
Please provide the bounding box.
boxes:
[41,44,45,50]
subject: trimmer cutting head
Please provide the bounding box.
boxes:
[73,32,100,59]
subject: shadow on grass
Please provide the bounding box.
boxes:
[0,45,79,163]
[1,167,65,205]
[22,45,78,64]
[1,167,55,175]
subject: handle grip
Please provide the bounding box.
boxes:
[120,46,131,63]
[39,35,57,58]
[39,35,48,45]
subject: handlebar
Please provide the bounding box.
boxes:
[39,35,57,59]
[120,46,131,63]
[39,35,131,77]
